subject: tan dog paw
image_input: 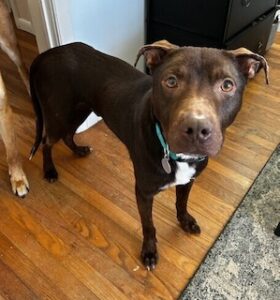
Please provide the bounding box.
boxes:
[10,170,29,198]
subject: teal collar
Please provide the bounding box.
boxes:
[155,123,178,161]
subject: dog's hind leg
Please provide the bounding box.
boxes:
[0,71,29,197]
[43,136,59,182]
[0,0,30,94]
[63,109,93,157]
[63,131,93,157]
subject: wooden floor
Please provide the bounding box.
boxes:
[0,29,279,300]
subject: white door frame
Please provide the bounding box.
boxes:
[28,0,74,51]
[28,0,59,52]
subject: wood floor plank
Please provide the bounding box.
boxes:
[0,231,67,300]
[0,28,279,299]
[0,259,38,300]
[0,192,99,300]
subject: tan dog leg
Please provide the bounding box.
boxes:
[0,0,30,94]
[0,71,29,197]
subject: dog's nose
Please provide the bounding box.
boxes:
[184,115,212,142]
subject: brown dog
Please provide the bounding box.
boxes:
[0,0,29,197]
[29,39,268,268]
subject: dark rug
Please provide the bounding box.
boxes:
[180,145,280,300]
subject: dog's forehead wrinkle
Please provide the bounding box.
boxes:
[161,48,237,83]
[180,47,223,64]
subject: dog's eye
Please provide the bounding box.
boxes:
[165,75,178,88]
[221,78,234,92]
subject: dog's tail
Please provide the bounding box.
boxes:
[29,66,43,160]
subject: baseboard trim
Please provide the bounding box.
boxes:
[15,17,34,34]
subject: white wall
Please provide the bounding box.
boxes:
[69,0,145,67]
[51,0,145,132]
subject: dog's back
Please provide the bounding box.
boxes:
[30,42,146,108]
[29,42,151,157]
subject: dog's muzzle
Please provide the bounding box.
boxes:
[167,112,223,157]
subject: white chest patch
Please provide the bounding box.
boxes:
[161,161,196,190]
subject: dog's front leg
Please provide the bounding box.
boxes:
[176,182,201,234]
[0,106,29,197]
[0,72,29,197]
[135,185,157,270]
[0,108,29,197]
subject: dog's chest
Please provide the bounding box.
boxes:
[161,161,196,190]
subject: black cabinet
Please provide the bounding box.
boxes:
[146,0,278,54]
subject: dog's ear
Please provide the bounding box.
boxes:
[134,40,179,73]
[228,48,269,84]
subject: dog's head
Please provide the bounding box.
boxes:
[135,40,269,157]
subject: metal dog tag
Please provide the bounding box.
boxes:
[161,157,171,174]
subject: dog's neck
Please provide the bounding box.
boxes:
[155,122,178,161]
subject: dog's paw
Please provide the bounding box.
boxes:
[44,169,58,183]
[179,214,201,234]
[10,171,29,198]
[75,146,93,157]
[141,243,158,271]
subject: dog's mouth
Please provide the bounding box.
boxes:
[170,142,222,158]
[175,153,208,163]
[166,126,224,158]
